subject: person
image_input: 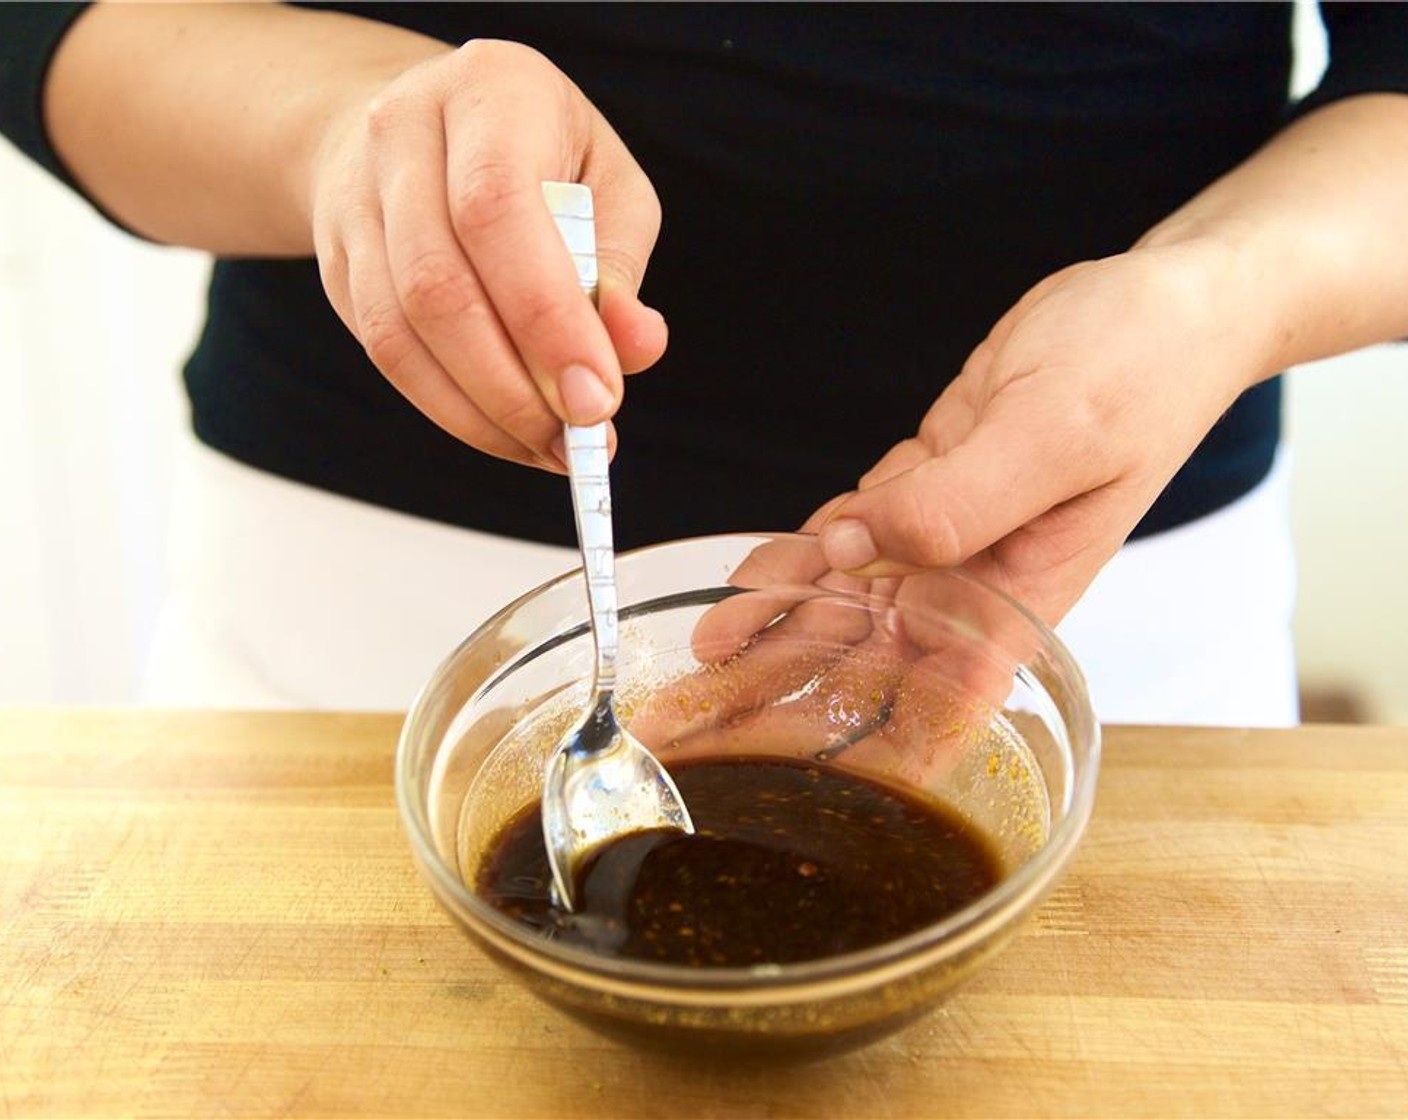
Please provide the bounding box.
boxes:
[2,3,1406,720]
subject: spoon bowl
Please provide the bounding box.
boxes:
[541,690,695,908]
[541,422,694,908]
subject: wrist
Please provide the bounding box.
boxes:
[46,1,454,255]
[1133,215,1309,391]
[1134,93,1408,377]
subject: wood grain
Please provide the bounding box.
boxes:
[2,710,1406,1118]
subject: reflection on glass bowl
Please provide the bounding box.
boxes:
[396,533,1100,1058]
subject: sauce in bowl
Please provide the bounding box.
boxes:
[478,754,1003,967]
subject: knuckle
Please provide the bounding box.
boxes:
[510,284,569,341]
[492,380,551,434]
[449,160,526,241]
[397,251,475,323]
[315,249,349,314]
[997,522,1077,585]
[1043,388,1118,474]
[461,39,558,92]
[900,462,970,566]
[358,304,416,378]
[440,412,536,468]
[316,249,345,294]
[458,37,524,68]
[363,89,413,145]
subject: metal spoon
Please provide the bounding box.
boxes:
[539,182,694,911]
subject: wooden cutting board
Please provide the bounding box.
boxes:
[1,709,1405,1118]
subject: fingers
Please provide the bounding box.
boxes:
[688,534,840,663]
[633,566,883,750]
[834,666,991,788]
[660,637,906,766]
[809,250,1243,635]
[590,147,668,375]
[626,629,850,753]
[852,361,986,495]
[891,570,1037,705]
[817,389,1114,579]
[628,629,904,766]
[374,102,568,467]
[956,481,1141,624]
[439,71,619,430]
[599,287,668,375]
[319,197,552,467]
[637,618,995,793]
[627,544,1036,793]
[311,40,666,469]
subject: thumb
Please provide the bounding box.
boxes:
[817,415,1103,577]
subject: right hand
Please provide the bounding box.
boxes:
[625,536,1031,788]
[310,39,667,471]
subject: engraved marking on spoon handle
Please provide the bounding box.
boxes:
[565,422,618,696]
[545,182,617,697]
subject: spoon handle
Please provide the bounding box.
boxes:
[564,422,618,698]
[544,182,618,699]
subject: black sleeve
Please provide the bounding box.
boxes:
[0,3,93,192]
[1295,2,1408,116]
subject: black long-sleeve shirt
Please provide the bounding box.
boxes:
[4,3,1408,549]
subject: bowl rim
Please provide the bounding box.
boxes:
[395,531,1101,993]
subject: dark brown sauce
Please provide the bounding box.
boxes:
[476,756,1003,967]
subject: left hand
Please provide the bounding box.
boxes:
[812,239,1275,626]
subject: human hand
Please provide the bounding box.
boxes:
[634,242,1267,767]
[310,39,667,470]
[624,535,1040,789]
[812,241,1275,625]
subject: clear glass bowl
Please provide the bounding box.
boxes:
[396,533,1099,1057]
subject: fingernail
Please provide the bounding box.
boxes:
[821,519,879,572]
[560,363,615,425]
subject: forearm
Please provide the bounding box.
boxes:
[1139,93,1408,381]
[44,1,451,254]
